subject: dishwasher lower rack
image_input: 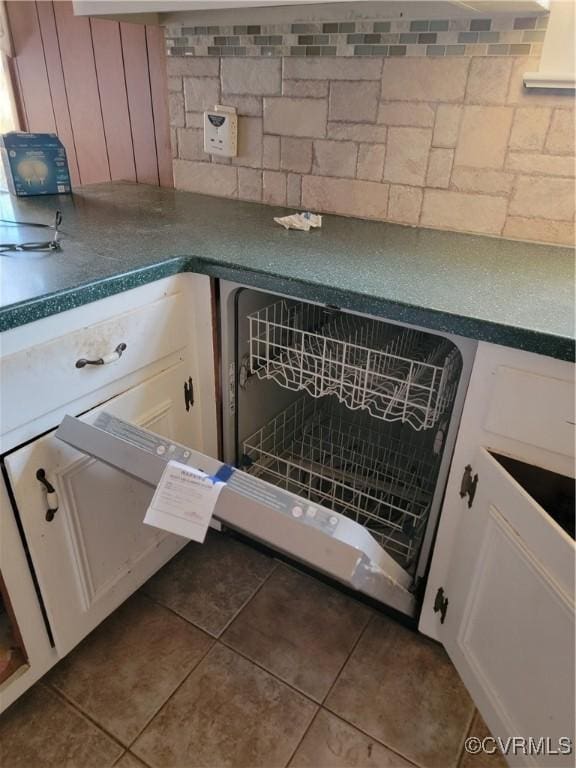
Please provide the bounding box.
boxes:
[248,299,460,432]
[241,396,440,568]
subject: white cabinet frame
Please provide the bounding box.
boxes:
[0,477,56,711]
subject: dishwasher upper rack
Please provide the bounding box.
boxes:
[247,299,460,431]
[241,395,440,568]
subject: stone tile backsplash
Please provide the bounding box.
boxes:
[166,13,575,246]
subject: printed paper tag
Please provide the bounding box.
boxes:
[143,460,225,542]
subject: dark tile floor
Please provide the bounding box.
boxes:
[0,532,507,768]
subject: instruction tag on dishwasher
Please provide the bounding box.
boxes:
[143,460,224,542]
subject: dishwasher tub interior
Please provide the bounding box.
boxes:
[221,284,476,606]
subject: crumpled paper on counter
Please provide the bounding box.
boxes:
[274,212,322,232]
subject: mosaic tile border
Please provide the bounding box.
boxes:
[165,14,548,58]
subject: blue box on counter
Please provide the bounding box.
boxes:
[0,132,71,196]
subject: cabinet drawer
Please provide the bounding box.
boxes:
[0,293,187,437]
[485,365,575,459]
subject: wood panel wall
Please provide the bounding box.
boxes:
[6,1,172,188]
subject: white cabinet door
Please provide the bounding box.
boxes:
[438,448,575,767]
[3,363,197,657]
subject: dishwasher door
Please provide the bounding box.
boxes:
[56,412,416,616]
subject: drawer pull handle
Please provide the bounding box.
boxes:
[76,343,127,369]
[36,468,59,522]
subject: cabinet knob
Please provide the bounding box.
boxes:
[36,468,59,522]
[76,342,127,369]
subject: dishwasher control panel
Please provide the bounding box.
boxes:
[92,413,339,535]
[93,413,193,464]
[227,471,339,534]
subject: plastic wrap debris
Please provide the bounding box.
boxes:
[274,212,322,231]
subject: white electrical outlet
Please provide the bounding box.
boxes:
[204,105,238,157]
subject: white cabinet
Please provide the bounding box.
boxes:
[421,342,575,766]
[0,273,218,671]
[3,363,195,657]
[440,449,574,767]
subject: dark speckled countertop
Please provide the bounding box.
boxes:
[0,182,574,361]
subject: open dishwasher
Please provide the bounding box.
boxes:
[56,281,476,621]
[219,282,476,618]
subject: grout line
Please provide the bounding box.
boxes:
[320,610,375,707]
[424,145,435,190]
[321,695,434,768]
[111,749,153,768]
[322,708,423,768]
[445,147,455,192]
[217,635,322,707]
[542,106,555,151]
[380,128,388,184]
[417,186,426,226]
[216,558,280,637]
[456,708,480,767]
[140,551,278,639]
[125,636,216,753]
[111,750,128,767]
[505,139,523,223]
[140,590,223,638]
[283,705,323,768]
[44,682,128,754]
[126,751,154,768]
